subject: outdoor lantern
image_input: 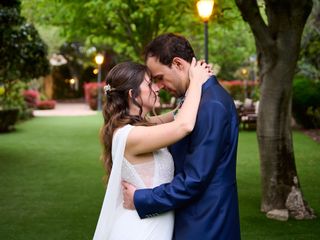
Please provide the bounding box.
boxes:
[197,0,214,63]
[95,54,104,65]
[197,0,214,22]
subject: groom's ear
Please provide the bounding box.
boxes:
[172,57,184,71]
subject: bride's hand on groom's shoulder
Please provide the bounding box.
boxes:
[189,58,212,85]
[122,181,137,210]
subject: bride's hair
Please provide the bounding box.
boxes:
[100,61,155,181]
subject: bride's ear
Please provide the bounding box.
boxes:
[128,89,140,102]
[128,89,133,98]
[128,89,135,103]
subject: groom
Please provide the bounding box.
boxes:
[123,33,241,240]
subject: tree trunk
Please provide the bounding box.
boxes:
[236,0,315,220]
[44,74,53,100]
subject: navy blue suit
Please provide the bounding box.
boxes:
[134,76,241,240]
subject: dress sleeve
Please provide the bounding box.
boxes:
[134,101,230,218]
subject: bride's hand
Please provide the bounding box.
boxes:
[188,58,213,85]
[122,181,136,210]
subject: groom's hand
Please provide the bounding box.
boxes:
[122,181,137,210]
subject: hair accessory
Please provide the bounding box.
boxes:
[104,84,112,94]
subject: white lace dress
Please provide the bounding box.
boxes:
[93,124,174,240]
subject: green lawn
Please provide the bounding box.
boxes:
[0,115,319,239]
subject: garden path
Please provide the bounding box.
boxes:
[33,101,96,117]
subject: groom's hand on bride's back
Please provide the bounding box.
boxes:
[122,181,136,210]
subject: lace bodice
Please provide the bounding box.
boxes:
[122,148,174,189]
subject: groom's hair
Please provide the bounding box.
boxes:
[144,33,195,67]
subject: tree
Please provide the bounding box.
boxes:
[0,0,49,108]
[235,0,315,219]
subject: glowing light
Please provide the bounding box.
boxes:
[70,78,75,84]
[95,54,104,65]
[197,0,214,22]
[241,68,248,76]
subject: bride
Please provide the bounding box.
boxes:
[93,59,211,240]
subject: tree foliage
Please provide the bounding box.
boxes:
[207,0,255,79]
[298,0,320,81]
[0,0,49,113]
[21,0,255,79]
[0,0,49,84]
[22,0,194,61]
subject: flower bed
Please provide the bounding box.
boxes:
[219,80,258,101]
[23,90,56,110]
[36,100,56,110]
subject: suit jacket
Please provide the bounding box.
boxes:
[134,76,241,240]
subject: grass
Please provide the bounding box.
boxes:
[0,115,319,239]
[0,116,105,240]
[237,131,320,239]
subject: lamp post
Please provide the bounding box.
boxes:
[241,68,249,99]
[197,0,214,63]
[94,53,104,111]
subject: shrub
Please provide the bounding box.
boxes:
[23,89,39,108]
[0,81,34,120]
[158,89,172,104]
[83,82,105,110]
[0,108,19,132]
[292,76,320,129]
[0,1,49,129]
[0,81,34,129]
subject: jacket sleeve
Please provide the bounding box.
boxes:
[134,100,230,219]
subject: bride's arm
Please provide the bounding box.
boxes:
[146,109,176,124]
[126,58,211,155]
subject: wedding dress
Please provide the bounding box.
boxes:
[93,124,174,240]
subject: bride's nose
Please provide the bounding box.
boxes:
[152,83,160,92]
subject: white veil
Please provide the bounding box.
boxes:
[93,124,134,240]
